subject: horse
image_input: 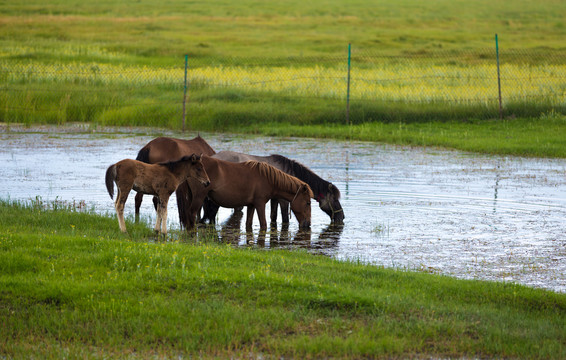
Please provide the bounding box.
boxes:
[177,156,313,231]
[206,150,344,224]
[134,135,216,220]
[105,154,210,234]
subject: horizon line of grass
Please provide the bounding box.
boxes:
[227,114,566,158]
[1,199,566,358]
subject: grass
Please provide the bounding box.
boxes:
[2,0,565,61]
[2,1,566,357]
[1,0,566,136]
[1,199,566,358]
[236,113,566,158]
[2,51,565,127]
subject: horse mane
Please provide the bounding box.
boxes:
[158,155,199,171]
[269,154,341,199]
[243,161,314,198]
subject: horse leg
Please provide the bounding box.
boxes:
[176,182,197,230]
[256,202,268,231]
[134,192,143,223]
[159,196,169,234]
[270,199,278,223]
[185,193,204,231]
[201,197,219,224]
[153,197,162,233]
[280,200,290,224]
[245,205,255,230]
[115,186,130,233]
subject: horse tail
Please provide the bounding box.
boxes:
[105,164,116,199]
[136,146,150,163]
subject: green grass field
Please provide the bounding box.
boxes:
[1,0,566,158]
[2,0,565,61]
[1,3,566,356]
[1,200,566,359]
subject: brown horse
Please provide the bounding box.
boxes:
[209,151,344,224]
[134,135,216,219]
[178,156,313,231]
[105,154,210,234]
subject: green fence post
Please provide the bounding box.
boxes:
[495,34,503,120]
[346,43,352,125]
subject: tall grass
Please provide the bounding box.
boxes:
[1,200,566,358]
[2,59,565,127]
[2,0,566,127]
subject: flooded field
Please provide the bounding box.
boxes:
[1,125,565,292]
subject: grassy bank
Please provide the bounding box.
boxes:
[1,200,566,359]
[232,114,566,158]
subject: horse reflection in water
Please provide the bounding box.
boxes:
[208,208,343,253]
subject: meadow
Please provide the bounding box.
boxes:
[1,200,566,359]
[1,0,566,158]
[2,1,566,357]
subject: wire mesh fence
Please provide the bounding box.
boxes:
[1,46,564,128]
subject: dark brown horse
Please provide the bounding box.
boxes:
[207,151,344,224]
[134,135,216,219]
[178,156,313,231]
[105,154,210,234]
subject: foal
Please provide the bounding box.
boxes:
[105,154,210,234]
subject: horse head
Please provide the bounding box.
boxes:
[186,153,210,187]
[317,183,344,224]
[290,184,312,229]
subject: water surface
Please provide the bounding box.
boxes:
[1,125,565,292]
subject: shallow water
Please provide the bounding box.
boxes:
[1,125,565,292]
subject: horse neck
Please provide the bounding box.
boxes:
[267,171,304,202]
[271,184,300,203]
[200,156,223,185]
[166,162,193,183]
[269,155,327,196]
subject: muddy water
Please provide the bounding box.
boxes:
[1,126,565,292]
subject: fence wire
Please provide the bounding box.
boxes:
[1,48,564,127]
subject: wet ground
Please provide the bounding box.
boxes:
[1,125,565,292]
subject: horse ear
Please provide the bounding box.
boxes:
[191,153,198,162]
[328,183,334,191]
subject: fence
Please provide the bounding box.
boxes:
[1,43,564,129]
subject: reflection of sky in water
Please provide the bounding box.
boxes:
[1,127,565,293]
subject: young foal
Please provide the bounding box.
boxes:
[105,154,210,234]
[134,135,216,219]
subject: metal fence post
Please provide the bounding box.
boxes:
[346,43,352,125]
[182,54,189,131]
[495,34,503,120]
